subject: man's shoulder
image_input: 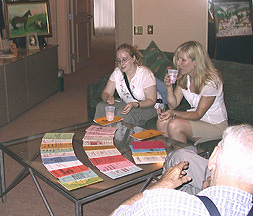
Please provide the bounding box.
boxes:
[198,185,252,198]
[145,188,195,200]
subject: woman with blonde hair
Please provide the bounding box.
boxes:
[95,43,157,126]
[157,41,228,145]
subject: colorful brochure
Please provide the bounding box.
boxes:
[132,155,167,164]
[129,140,167,164]
[102,166,143,179]
[83,124,143,179]
[59,176,103,191]
[129,145,165,153]
[49,165,90,178]
[42,155,79,165]
[96,160,137,172]
[85,148,121,158]
[40,132,104,190]
[89,155,128,166]
[86,125,118,134]
[42,133,74,143]
[131,140,166,149]
[58,169,99,184]
[130,129,164,140]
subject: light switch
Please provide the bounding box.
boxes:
[148,25,153,34]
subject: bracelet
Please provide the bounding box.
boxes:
[136,102,140,108]
[172,110,176,119]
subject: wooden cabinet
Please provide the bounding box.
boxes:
[0,45,58,128]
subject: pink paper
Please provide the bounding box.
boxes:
[96,160,136,172]
[131,140,166,149]
[89,155,128,166]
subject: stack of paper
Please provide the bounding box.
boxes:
[130,140,167,164]
[40,132,103,190]
[83,125,116,146]
[83,125,142,179]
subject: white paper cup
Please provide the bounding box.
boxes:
[105,106,115,121]
[168,69,178,84]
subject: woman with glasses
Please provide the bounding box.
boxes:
[94,43,157,126]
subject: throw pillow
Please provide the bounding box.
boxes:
[144,49,165,68]
[150,57,172,81]
[143,40,160,56]
[143,41,174,81]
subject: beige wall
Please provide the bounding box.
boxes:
[115,0,133,48]
[116,0,208,52]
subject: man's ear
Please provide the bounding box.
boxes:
[208,146,219,171]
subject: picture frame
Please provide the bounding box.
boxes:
[212,0,253,38]
[26,32,40,50]
[9,42,17,56]
[5,1,52,39]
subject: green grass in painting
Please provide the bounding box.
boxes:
[9,14,49,38]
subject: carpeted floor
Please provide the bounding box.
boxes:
[0,36,142,216]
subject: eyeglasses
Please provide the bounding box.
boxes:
[115,57,132,65]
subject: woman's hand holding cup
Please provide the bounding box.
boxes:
[106,95,115,105]
[164,74,172,87]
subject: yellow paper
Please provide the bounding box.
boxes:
[93,116,124,126]
[59,176,103,191]
[131,129,164,140]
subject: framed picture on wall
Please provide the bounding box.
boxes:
[5,1,52,39]
[26,32,39,50]
[212,0,253,38]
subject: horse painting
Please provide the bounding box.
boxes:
[11,10,32,30]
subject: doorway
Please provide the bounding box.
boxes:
[68,0,92,72]
[68,0,115,73]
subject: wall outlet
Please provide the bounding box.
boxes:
[134,25,143,35]
[147,25,153,34]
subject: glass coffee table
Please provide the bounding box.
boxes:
[0,121,188,216]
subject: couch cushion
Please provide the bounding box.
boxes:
[212,59,253,124]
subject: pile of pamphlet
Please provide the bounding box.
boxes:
[83,125,142,179]
[130,140,167,164]
[40,132,103,190]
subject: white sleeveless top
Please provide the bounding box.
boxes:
[181,75,227,124]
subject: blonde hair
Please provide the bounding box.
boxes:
[174,41,222,94]
[116,43,144,66]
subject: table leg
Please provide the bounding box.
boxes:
[0,150,40,199]
[0,149,6,202]
[75,201,83,216]
[29,168,54,216]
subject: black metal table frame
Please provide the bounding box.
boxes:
[0,122,163,216]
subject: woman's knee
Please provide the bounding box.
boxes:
[167,119,181,133]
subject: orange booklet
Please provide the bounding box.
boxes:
[131,129,164,140]
[93,116,124,126]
